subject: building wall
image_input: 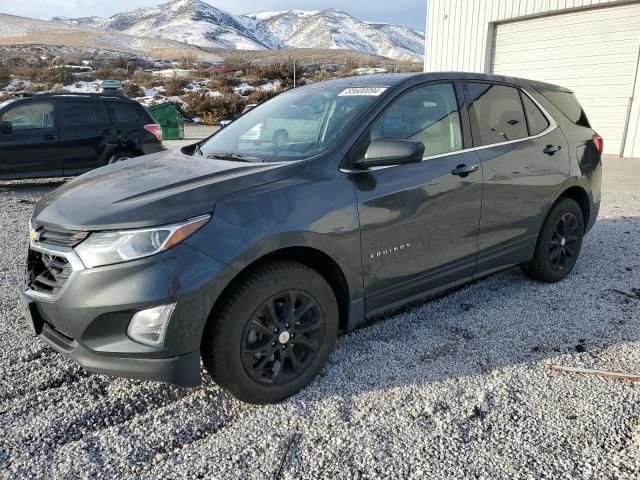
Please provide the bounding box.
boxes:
[424,0,640,157]
[424,0,632,72]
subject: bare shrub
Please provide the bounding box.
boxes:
[131,70,156,88]
[246,88,282,105]
[164,76,189,96]
[182,92,246,124]
[123,82,145,98]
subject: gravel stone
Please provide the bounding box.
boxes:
[0,163,639,479]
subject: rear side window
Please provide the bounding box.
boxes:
[522,94,550,136]
[61,100,110,127]
[536,88,590,127]
[466,83,528,145]
[104,101,150,126]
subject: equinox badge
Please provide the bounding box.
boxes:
[370,242,411,259]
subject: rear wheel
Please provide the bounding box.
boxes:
[201,261,338,404]
[522,197,584,283]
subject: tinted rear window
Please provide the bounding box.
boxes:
[466,82,528,145]
[536,88,590,127]
[61,100,110,127]
[104,101,150,126]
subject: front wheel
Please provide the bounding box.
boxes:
[201,261,338,404]
[522,197,584,283]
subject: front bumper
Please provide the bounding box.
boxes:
[20,241,229,387]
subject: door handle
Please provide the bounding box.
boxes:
[102,129,113,135]
[543,145,562,155]
[451,164,479,177]
[42,134,57,141]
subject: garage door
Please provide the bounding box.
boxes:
[491,2,640,156]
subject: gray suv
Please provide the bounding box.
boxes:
[20,73,602,404]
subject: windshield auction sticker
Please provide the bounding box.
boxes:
[338,87,388,96]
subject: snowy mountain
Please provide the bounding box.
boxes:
[54,0,424,61]
[56,0,269,50]
[244,9,425,62]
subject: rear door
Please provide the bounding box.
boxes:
[59,97,115,175]
[0,99,62,179]
[351,82,483,312]
[463,81,570,274]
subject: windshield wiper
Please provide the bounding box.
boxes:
[206,152,259,163]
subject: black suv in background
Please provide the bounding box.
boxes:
[0,93,163,180]
[21,73,602,404]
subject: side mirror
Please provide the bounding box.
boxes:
[0,121,12,135]
[351,139,425,170]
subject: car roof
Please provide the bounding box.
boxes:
[297,72,570,93]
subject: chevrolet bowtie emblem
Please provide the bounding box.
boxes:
[29,229,41,242]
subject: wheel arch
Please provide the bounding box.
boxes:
[205,246,352,334]
[555,185,590,228]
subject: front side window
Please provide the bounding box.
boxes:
[369,82,462,157]
[200,87,380,162]
[1,102,55,130]
[61,100,110,127]
[467,83,528,145]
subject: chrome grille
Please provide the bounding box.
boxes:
[32,224,87,247]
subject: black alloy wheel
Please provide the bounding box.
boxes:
[241,291,324,385]
[548,212,580,271]
[522,197,584,283]
[201,261,338,404]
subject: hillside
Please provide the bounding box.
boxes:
[0,13,223,62]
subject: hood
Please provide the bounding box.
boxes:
[33,150,304,231]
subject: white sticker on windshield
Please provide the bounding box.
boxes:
[338,87,388,97]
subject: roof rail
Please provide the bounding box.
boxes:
[11,91,129,99]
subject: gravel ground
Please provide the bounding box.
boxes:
[1,159,639,479]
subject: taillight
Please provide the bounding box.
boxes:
[144,124,163,142]
[592,133,603,155]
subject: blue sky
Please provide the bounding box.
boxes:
[0,0,427,31]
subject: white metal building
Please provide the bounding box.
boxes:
[424,0,640,157]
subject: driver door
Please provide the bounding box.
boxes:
[350,82,484,312]
[0,100,62,179]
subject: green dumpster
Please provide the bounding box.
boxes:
[147,102,185,140]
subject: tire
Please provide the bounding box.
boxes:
[107,152,136,165]
[272,130,288,147]
[522,197,584,283]
[201,261,339,404]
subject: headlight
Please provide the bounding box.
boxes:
[75,215,210,268]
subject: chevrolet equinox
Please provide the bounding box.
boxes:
[20,73,602,404]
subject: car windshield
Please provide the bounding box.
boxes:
[199,86,382,162]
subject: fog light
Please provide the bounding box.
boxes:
[127,304,176,347]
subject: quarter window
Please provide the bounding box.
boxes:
[369,83,463,157]
[1,102,55,130]
[522,94,549,136]
[104,101,149,126]
[466,83,528,145]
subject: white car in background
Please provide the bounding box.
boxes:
[240,104,321,146]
